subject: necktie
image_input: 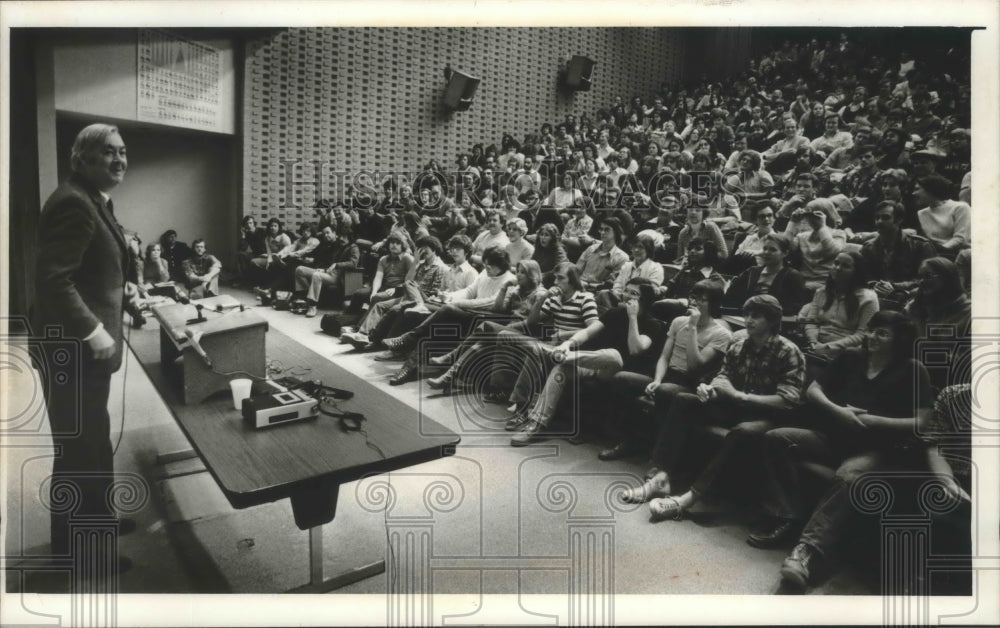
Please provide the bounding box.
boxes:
[107,198,126,239]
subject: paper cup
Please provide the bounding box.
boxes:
[230,378,253,410]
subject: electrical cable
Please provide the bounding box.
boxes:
[113,242,136,457]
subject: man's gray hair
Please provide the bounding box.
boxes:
[70,123,120,173]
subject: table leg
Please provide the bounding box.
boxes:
[286,525,385,593]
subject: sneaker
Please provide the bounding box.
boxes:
[510,419,544,446]
[305,306,317,318]
[383,332,415,351]
[344,332,370,348]
[340,326,356,337]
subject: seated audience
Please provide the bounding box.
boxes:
[140,241,182,301]
[254,222,321,301]
[620,295,805,522]
[344,232,415,317]
[676,204,728,263]
[342,235,447,349]
[724,233,808,314]
[764,312,932,591]
[575,218,629,293]
[809,113,854,158]
[595,235,665,314]
[862,201,936,301]
[544,172,584,211]
[905,257,971,339]
[699,173,743,234]
[236,216,267,285]
[381,246,516,384]
[180,238,222,299]
[560,200,596,260]
[250,218,293,291]
[913,174,971,257]
[600,280,732,460]
[789,201,845,289]
[510,278,666,446]
[798,250,879,360]
[724,149,774,215]
[470,210,510,266]
[651,237,727,322]
[426,259,549,392]
[481,262,599,412]
[727,205,776,273]
[160,229,194,283]
[294,223,361,316]
[504,218,535,266]
[762,118,811,175]
[774,172,818,231]
[530,222,569,285]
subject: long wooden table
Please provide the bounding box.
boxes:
[129,307,461,592]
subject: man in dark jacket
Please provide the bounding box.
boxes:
[33,123,136,573]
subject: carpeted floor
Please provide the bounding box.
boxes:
[4,285,874,600]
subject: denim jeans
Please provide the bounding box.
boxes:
[650,392,783,497]
[530,348,624,426]
[759,427,841,521]
[603,369,696,445]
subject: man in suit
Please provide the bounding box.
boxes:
[33,123,135,573]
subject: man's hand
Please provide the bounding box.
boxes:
[696,383,716,402]
[873,280,894,296]
[88,328,116,360]
[834,405,867,430]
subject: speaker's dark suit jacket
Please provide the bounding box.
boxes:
[34,172,129,371]
[33,171,131,554]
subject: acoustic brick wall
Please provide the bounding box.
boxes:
[244,27,685,225]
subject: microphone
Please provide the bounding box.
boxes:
[184,328,213,367]
[185,304,207,325]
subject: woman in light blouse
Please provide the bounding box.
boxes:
[798,249,879,360]
[913,174,971,257]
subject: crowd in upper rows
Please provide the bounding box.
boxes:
[129,32,973,595]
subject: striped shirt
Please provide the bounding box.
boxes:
[540,291,599,333]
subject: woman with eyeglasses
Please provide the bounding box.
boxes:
[758,311,933,592]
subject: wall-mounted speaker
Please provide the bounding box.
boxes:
[564,55,595,91]
[442,70,480,111]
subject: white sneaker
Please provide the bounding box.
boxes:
[341,326,355,336]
